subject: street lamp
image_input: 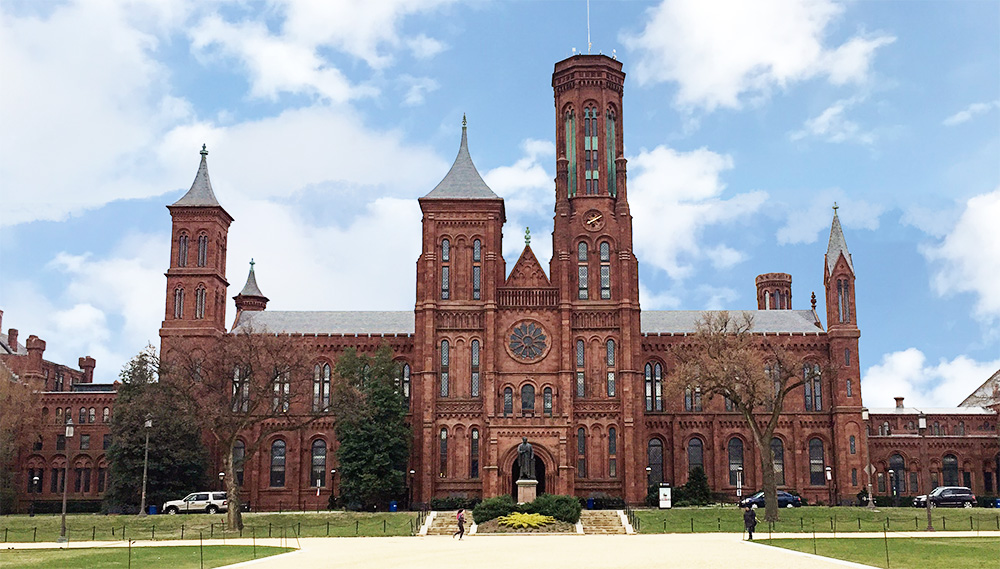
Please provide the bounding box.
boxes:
[861,408,876,510]
[645,466,652,487]
[218,471,225,492]
[736,466,743,499]
[888,469,896,506]
[31,475,39,517]
[330,469,337,507]
[138,414,152,517]
[408,469,415,510]
[57,418,74,543]
[825,466,833,506]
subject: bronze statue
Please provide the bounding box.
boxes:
[517,437,535,480]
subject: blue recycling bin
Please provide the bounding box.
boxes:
[389,501,398,512]
[586,498,595,510]
[148,505,158,515]
[994,498,1000,509]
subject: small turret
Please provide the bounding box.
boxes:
[233,259,269,326]
[755,273,792,310]
[78,356,96,384]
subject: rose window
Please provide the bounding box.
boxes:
[509,321,547,360]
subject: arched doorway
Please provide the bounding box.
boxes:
[510,457,546,499]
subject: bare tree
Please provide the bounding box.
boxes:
[670,311,817,522]
[0,365,41,514]
[163,326,313,530]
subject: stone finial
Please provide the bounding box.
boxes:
[200,143,208,156]
[832,201,838,213]
[524,227,531,246]
[811,292,817,310]
[462,113,467,128]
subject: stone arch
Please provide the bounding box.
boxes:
[501,441,556,498]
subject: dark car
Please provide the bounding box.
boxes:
[913,486,976,508]
[738,490,802,509]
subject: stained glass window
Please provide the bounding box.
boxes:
[509,322,547,360]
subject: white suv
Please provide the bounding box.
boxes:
[163,492,228,514]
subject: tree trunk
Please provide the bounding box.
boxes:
[756,435,779,522]
[224,448,244,531]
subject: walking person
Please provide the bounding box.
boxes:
[743,506,757,541]
[453,508,466,540]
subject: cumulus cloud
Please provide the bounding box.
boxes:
[862,348,1000,408]
[776,191,883,245]
[790,96,876,145]
[628,146,767,280]
[622,0,894,111]
[942,100,1000,126]
[923,189,1000,323]
[400,75,440,106]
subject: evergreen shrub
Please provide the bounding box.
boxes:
[522,493,582,524]
[472,495,518,523]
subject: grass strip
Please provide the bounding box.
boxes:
[0,545,292,569]
[763,536,1000,569]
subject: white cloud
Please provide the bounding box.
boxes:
[400,75,440,106]
[776,191,883,245]
[407,34,447,59]
[639,283,682,310]
[862,348,1000,408]
[483,139,556,265]
[628,146,767,280]
[622,0,894,111]
[790,96,876,145]
[923,189,1000,323]
[942,100,1000,126]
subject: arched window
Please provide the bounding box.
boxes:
[645,363,663,411]
[728,438,744,486]
[577,242,588,299]
[846,378,853,397]
[942,454,959,486]
[441,239,450,299]
[503,387,513,416]
[79,407,87,424]
[889,453,905,494]
[177,233,189,267]
[197,234,208,267]
[543,387,553,416]
[195,286,207,319]
[272,370,290,413]
[232,367,249,413]
[565,107,577,196]
[688,438,704,474]
[400,363,411,406]
[313,363,331,412]
[472,239,482,300]
[311,440,327,488]
[439,429,448,477]
[470,429,480,479]
[804,363,822,411]
[55,407,63,425]
[88,408,96,423]
[608,427,617,478]
[583,106,599,194]
[439,340,449,397]
[771,438,785,486]
[837,279,850,323]
[849,435,856,454]
[102,407,110,423]
[809,438,826,486]
[684,385,702,412]
[173,287,184,319]
[269,440,286,487]
[605,339,616,396]
[471,340,480,397]
[233,440,245,486]
[647,439,663,485]
[577,427,587,478]
[575,339,585,397]
[521,384,535,413]
[956,421,965,436]
[605,107,618,195]
[599,242,611,299]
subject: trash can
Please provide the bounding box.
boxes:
[148,505,158,515]
[994,498,1000,509]
[586,498,595,510]
[389,501,398,512]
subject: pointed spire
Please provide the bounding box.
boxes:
[826,204,854,274]
[173,144,222,207]
[422,118,499,200]
[237,258,266,298]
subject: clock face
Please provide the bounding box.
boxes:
[583,209,605,231]
[508,321,548,361]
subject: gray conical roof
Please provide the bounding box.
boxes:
[423,121,498,199]
[173,145,221,207]
[826,208,854,274]
[237,260,267,298]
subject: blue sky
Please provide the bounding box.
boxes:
[1,0,998,408]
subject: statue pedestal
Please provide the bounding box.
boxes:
[516,479,537,504]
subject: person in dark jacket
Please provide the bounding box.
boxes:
[743,506,757,540]
[453,509,466,540]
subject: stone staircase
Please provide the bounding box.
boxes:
[580,510,626,534]
[426,511,464,536]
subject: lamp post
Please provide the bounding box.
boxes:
[330,469,337,508]
[31,475,39,517]
[918,413,933,531]
[888,469,896,507]
[57,418,74,543]
[825,466,833,506]
[408,469,415,510]
[645,466,652,487]
[861,408,876,510]
[138,414,152,517]
[218,471,225,492]
[736,466,743,499]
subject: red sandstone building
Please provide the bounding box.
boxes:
[7,54,997,513]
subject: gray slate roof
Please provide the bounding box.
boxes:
[640,310,823,334]
[868,406,996,416]
[233,311,415,335]
[422,125,499,200]
[959,367,1000,407]
[236,264,267,298]
[0,332,25,356]
[172,145,222,207]
[826,211,854,274]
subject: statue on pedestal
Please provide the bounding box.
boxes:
[517,437,535,480]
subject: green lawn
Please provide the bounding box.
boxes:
[632,506,1000,534]
[764,537,1000,569]
[1,511,422,543]
[0,545,292,569]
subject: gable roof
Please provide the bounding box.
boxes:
[172,145,222,207]
[422,123,498,200]
[505,246,551,287]
[233,311,414,335]
[960,367,1000,407]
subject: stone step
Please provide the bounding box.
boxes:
[579,510,626,534]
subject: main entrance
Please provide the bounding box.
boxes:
[509,457,546,498]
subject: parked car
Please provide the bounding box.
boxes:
[163,492,228,514]
[912,486,976,508]
[738,490,802,509]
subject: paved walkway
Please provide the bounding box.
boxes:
[7,531,999,569]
